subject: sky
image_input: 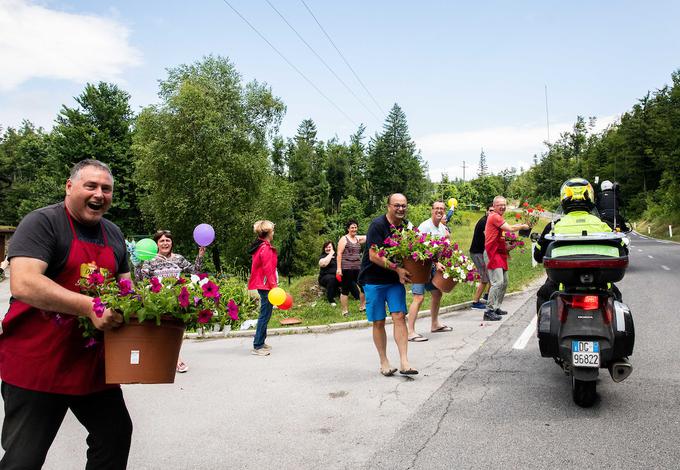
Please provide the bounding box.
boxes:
[1,0,679,181]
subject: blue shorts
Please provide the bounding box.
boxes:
[411,282,437,295]
[363,283,407,322]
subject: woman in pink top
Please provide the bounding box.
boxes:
[247,220,278,356]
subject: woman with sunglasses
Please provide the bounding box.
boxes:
[138,230,206,372]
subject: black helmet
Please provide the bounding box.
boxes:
[560,178,595,213]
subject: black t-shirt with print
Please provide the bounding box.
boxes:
[358,214,406,285]
[8,202,129,280]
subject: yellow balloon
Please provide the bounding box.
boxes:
[452,198,458,208]
[268,287,286,306]
[447,198,455,208]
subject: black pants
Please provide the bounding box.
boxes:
[536,277,623,312]
[0,383,132,470]
[318,274,340,303]
[340,268,362,299]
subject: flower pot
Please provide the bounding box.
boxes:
[402,258,433,284]
[104,318,185,384]
[518,228,531,237]
[431,270,458,293]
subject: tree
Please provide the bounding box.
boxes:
[366,104,429,211]
[477,148,488,178]
[133,55,285,270]
[50,82,140,233]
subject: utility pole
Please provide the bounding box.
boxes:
[545,84,551,144]
[461,160,467,181]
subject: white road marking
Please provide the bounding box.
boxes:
[648,255,654,259]
[662,265,671,271]
[512,316,537,350]
[638,249,643,252]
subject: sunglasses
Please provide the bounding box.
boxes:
[155,230,172,237]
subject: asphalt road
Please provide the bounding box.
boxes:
[367,232,680,469]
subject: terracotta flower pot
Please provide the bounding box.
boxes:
[104,318,185,384]
[402,258,433,284]
[431,270,458,293]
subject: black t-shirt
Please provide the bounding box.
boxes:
[358,215,404,285]
[469,215,488,254]
[8,202,129,280]
[318,253,337,279]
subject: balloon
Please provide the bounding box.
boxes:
[193,224,215,246]
[448,198,458,209]
[135,238,158,261]
[268,287,286,306]
[452,198,458,208]
[278,293,293,310]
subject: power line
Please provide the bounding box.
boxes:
[220,0,356,126]
[264,0,381,123]
[300,0,385,117]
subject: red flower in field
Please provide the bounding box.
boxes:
[515,213,522,219]
[197,309,213,324]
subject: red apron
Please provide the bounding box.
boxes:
[0,208,118,395]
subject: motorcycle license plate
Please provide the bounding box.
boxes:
[572,341,600,368]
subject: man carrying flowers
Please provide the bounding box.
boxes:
[0,160,132,469]
[358,193,417,377]
[483,196,530,321]
[407,200,451,342]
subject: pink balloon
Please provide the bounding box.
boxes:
[193,224,215,246]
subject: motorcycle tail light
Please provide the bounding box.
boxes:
[571,295,599,311]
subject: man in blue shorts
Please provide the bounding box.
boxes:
[358,193,417,377]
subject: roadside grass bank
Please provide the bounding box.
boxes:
[634,217,680,243]
[266,211,548,328]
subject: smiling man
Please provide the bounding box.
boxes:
[0,159,133,469]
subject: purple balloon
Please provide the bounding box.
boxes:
[193,224,215,246]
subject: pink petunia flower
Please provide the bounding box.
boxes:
[194,296,202,306]
[88,272,105,286]
[150,277,162,293]
[201,281,219,298]
[178,286,190,308]
[92,297,106,318]
[227,299,239,321]
[85,338,98,348]
[118,278,133,296]
[197,309,213,324]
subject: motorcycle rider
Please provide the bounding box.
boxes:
[595,180,629,231]
[534,178,622,312]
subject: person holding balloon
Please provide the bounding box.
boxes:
[138,229,208,372]
[247,220,279,356]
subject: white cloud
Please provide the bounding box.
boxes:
[0,0,142,91]
[417,115,619,181]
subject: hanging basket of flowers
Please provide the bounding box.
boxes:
[374,226,448,284]
[79,273,246,384]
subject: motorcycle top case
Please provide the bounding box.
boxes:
[543,239,628,285]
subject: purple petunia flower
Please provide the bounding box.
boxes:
[227,299,239,321]
[178,286,190,308]
[88,272,105,286]
[194,296,202,306]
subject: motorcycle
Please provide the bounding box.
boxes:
[536,231,635,407]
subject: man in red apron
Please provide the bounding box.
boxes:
[0,159,132,469]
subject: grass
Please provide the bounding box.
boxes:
[634,218,680,243]
[268,211,548,328]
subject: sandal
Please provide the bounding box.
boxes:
[408,334,428,342]
[342,311,349,317]
[176,361,189,373]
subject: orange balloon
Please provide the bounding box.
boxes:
[278,293,294,310]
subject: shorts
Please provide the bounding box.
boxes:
[341,268,363,296]
[411,282,437,295]
[363,283,407,322]
[471,252,489,283]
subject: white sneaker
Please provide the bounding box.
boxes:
[330,302,337,307]
[251,348,270,356]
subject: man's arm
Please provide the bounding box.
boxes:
[499,221,529,232]
[10,257,124,330]
[368,247,410,284]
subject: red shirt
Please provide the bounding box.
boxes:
[485,212,508,270]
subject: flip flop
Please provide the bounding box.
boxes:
[399,368,419,375]
[431,325,452,333]
[380,368,397,377]
[408,335,428,342]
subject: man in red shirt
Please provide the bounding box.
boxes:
[483,196,529,321]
